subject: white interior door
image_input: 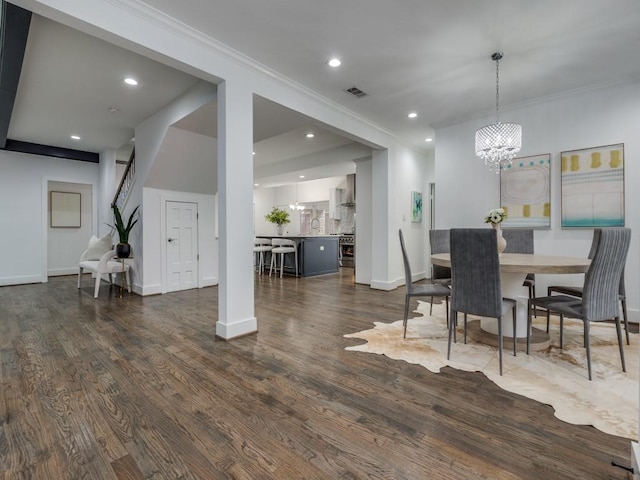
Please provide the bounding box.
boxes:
[166,201,199,292]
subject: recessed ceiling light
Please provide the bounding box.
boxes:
[306,133,314,138]
[70,135,81,140]
[124,77,138,86]
[408,112,418,118]
[108,107,119,113]
[327,58,341,67]
[254,183,259,186]
[252,151,256,155]
[425,138,433,142]
[299,175,305,179]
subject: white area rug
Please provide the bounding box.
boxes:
[344,301,638,440]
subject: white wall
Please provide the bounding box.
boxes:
[142,187,217,295]
[436,80,640,320]
[0,149,99,286]
[47,181,94,276]
[146,126,217,195]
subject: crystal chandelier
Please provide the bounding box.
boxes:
[475,52,522,174]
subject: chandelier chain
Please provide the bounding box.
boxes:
[495,56,500,123]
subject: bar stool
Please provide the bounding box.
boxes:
[269,238,298,278]
[253,238,272,275]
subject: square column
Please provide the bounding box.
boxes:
[216,80,257,339]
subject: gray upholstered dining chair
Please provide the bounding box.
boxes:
[502,229,536,312]
[428,229,451,316]
[399,230,451,338]
[447,229,517,376]
[546,229,629,345]
[527,228,630,380]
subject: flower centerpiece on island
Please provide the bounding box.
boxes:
[484,207,507,254]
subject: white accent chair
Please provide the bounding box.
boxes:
[253,238,273,275]
[78,249,131,298]
[269,238,298,278]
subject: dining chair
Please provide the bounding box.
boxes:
[502,229,536,313]
[546,229,629,345]
[428,229,451,316]
[447,229,517,376]
[526,228,630,380]
[399,230,451,338]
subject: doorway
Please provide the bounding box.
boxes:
[165,201,199,292]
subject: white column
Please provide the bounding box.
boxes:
[216,79,257,339]
[370,147,396,290]
[98,148,116,236]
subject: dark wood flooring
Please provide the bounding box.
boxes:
[0,269,633,479]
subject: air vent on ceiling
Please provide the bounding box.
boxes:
[344,85,368,98]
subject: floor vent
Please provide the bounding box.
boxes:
[344,86,368,98]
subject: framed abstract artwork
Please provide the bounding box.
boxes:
[50,191,81,228]
[411,191,422,223]
[500,154,551,229]
[561,143,624,228]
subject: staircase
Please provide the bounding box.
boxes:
[112,148,135,209]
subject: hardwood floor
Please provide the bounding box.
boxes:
[0,269,633,479]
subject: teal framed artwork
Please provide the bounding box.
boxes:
[411,191,422,223]
[560,143,624,228]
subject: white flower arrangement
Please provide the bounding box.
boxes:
[484,207,507,225]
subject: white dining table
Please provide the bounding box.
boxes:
[430,253,591,339]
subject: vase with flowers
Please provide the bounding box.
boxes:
[484,207,507,255]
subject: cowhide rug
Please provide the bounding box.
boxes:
[344,301,638,440]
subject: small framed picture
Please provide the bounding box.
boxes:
[50,191,81,228]
[411,191,422,223]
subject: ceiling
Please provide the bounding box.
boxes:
[7,0,640,184]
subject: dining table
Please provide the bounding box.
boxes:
[430,253,591,343]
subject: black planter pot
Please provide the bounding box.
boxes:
[116,243,131,258]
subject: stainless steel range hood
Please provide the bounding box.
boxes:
[340,174,356,206]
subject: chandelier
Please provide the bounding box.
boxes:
[475,52,522,174]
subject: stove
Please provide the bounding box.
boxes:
[339,234,355,267]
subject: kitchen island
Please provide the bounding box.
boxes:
[258,235,339,277]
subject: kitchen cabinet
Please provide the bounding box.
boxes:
[260,236,339,277]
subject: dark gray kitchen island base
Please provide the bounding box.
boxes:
[258,236,339,277]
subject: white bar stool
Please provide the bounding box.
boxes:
[253,238,273,275]
[269,238,298,278]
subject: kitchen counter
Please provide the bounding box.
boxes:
[258,235,339,277]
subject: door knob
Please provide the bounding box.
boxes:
[168,238,177,243]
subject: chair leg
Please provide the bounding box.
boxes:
[512,304,517,357]
[403,295,410,338]
[269,253,275,277]
[78,267,83,288]
[447,310,455,359]
[463,313,468,344]
[529,284,537,318]
[559,314,564,349]
[615,316,626,374]
[526,300,532,355]
[294,251,298,278]
[546,309,550,333]
[93,274,101,298]
[445,297,449,328]
[584,320,592,381]
[126,269,131,293]
[430,297,434,316]
[497,317,503,376]
[621,297,630,345]
[280,252,285,278]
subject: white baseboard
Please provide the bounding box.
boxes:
[202,276,218,287]
[216,316,257,339]
[370,278,400,291]
[0,274,42,286]
[48,267,78,276]
[141,283,162,296]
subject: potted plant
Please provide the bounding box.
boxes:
[108,203,140,258]
[264,207,290,235]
